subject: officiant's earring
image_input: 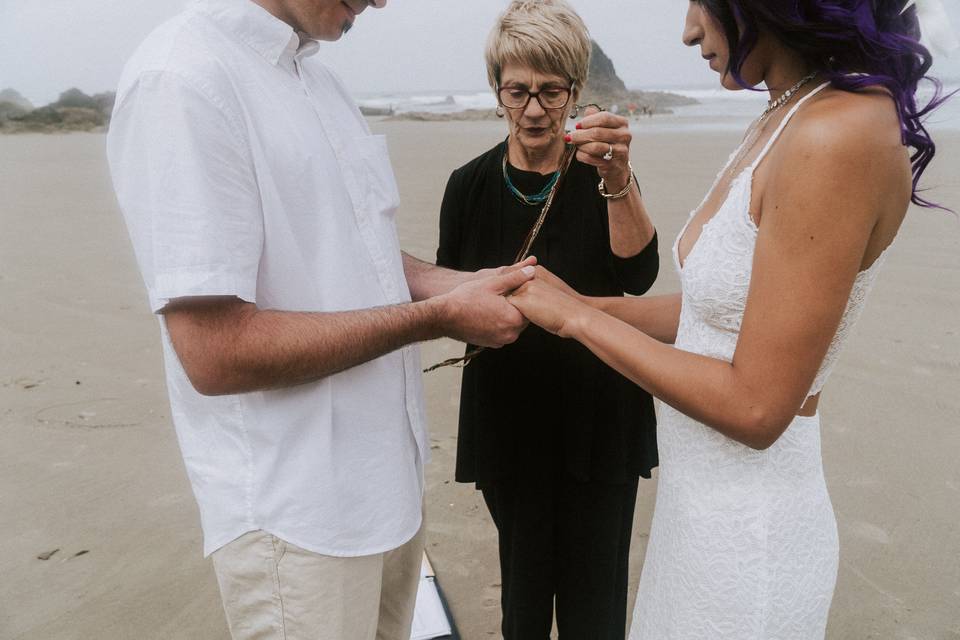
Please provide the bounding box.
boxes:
[569,104,580,119]
[496,105,505,118]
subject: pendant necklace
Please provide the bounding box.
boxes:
[727,71,820,176]
[759,71,819,122]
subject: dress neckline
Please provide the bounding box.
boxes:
[671,174,892,280]
[674,82,831,272]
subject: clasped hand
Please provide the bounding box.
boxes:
[441,259,590,346]
[507,265,591,339]
[439,258,536,348]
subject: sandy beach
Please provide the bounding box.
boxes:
[1,120,958,639]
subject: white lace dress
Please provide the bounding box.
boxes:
[629,84,888,639]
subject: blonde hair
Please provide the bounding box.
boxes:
[485,0,592,91]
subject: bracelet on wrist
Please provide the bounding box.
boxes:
[598,162,639,200]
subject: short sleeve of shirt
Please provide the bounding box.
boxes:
[107,70,263,313]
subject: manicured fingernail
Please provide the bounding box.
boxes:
[564,134,572,143]
[575,123,582,129]
[521,266,536,276]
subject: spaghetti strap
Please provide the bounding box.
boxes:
[749,81,831,171]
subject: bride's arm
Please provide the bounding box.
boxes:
[512,99,909,450]
[588,295,681,344]
[531,265,681,343]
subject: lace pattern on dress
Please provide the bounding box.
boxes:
[629,82,883,638]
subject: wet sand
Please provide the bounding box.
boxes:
[0,121,958,639]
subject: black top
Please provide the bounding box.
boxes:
[437,140,660,486]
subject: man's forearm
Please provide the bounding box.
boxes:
[402,251,468,301]
[165,263,534,396]
[166,298,447,396]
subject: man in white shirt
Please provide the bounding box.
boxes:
[107,1,534,638]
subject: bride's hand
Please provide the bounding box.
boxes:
[533,265,581,300]
[507,278,592,338]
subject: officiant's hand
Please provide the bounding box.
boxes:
[565,106,633,193]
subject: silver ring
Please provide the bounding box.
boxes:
[602,145,614,161]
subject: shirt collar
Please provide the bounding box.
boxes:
[196,0,320,66]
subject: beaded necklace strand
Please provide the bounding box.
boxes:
[501,144,571,206]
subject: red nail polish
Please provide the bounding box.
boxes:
[575,123,582,130]
[564,134,572,143]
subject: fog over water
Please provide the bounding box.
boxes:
[1,0,958,107]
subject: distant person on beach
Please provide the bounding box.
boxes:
[435,1,658,638]
[106,1,536,639]
[507,0,952,638]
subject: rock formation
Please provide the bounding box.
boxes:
[388,40,696,122]
[0,88,33,111]
[1,88,115,133]
[580,41,696,115]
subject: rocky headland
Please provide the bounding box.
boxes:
[3,42,697,132]
[0,88,116,134]
[381,41,697,122]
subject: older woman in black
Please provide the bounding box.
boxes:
[435,1,659,637]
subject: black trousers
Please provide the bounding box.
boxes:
[480,474,640,640]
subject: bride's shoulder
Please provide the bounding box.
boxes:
[765,85,911,224]
[765,87,908,198]
[785,87,904,157]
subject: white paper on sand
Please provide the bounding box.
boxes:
[410,553,453,640]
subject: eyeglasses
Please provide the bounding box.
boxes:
[497,83,575,111]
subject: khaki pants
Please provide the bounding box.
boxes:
[212,525,424,640]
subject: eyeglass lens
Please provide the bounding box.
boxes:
[498,86,571,110]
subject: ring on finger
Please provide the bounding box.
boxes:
[602,144,614,161]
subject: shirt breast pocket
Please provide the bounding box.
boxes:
[349,134,401,219]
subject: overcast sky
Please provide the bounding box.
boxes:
[1,0,959,107]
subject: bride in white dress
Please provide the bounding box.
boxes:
[506,0,951,637]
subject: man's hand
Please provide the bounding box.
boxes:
[471,256,538,282]
[438,265,536,347]
[402,254,536,300]
[441,256,539,289]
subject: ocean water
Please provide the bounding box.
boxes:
[356,90,497,114]
[645,84,959,132]
[356,84,960,132]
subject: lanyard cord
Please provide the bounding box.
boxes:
[424,143,577,373]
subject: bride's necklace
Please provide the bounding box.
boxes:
[758,71,818,122]
[724,71,821,176]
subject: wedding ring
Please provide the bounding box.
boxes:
[603,145,614,161]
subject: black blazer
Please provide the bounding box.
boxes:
[437,140,660,486]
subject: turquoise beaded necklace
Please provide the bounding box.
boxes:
[501,145,570,206]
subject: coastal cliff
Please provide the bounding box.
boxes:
[0,88,116,134]
[381,40,696,121]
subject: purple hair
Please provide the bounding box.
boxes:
[699,0,952,209]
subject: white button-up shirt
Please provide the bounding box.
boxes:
[107,0,429,557]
